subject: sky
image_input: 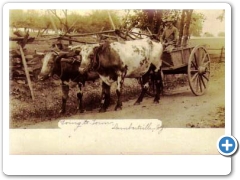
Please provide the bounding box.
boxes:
[195,9,225,36]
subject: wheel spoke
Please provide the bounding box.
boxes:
[191,72,198,82]
[200,75,206,88]
[202,74,209,81]
[201,53,207,65]
[198,75,203,92]
[190,69,198,73]
[191,60,198,69]
[203,61,210,67]
[199,48,205,65]
[194,53,198,67]
[198,49,203,65]
[195,75,199,92]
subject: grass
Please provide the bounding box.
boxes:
[189,37,225,49]
[9,78,142,128]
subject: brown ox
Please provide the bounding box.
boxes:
[38,46,99,114]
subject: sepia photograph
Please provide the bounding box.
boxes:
[5,3,228,157]
[9,9,225,127]
[2,2,233,176]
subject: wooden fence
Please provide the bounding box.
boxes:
[10,31,39,100]
[206,46,225,63]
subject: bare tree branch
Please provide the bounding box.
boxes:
[49,9,69,33]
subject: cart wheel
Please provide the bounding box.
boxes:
[188,45,210,96]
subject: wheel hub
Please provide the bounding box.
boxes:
[198,66,207,75]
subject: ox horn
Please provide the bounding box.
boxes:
[35,51,45,56]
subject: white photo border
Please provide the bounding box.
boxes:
[3,2,231,175]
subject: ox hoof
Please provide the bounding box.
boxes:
[153,100,159,104]
[99,108,107,113]
[134,101,141,105]
[79,109,85,113]
[114,106,122,111]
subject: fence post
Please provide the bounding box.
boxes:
[219,46,224,62]
[19,45,35,100]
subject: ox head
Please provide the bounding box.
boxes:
[78,44,100,74]
[38,51,58,81]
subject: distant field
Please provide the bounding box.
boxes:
[189,37,225,62]
[189,37,225,49]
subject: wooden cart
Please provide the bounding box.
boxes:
[147,45,211,96]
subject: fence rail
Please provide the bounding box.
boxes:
[207,46,225,62]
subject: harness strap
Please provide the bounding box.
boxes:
[61,57,81,64]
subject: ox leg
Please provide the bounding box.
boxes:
[134,74,149,105]
[99,82,111,112]
[115,75,124,111]
[60,82,69,114]
[77,83,84,113]
[153,69,163,103]
[160,70,164,95]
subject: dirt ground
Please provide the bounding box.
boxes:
[11,61,225,129]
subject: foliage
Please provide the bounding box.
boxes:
[203,32,214,37]
[126,10,205,37]
[125,10,181,34]
[189,12,206,37]
[217,32,225,37]
[73,10,121,33]
[10,10,57,31]
[217,10,225,22]
[9,9,206,38]
[9,10,121,34]
[10,10,26,28]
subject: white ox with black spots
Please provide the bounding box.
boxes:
[80,38,164,112]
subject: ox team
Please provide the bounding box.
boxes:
[39,37,168,113]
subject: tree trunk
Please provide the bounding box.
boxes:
[144,10,155,33]
[155,10,163,35]
[178,10,186,46]
[182,10,193,47]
